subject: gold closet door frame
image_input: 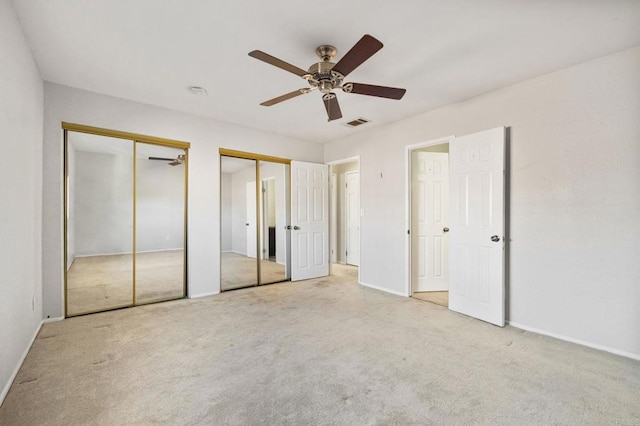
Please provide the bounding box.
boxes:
[219,148,291,289]
[63,122,190,317]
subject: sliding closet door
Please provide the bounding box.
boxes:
[220,156,258,290]
[65,132,134,316]
[134,142,187,304]
[259,161,290,284]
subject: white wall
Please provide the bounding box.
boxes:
[136,156,185,252]
[324,46,640,358]
[42,83,323,318]
[74,150,133,255]
[71,147,184,257]
[0,0,43,403]
[220,173,233,252]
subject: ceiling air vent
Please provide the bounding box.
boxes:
[345,117,370,128]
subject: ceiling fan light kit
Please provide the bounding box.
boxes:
[249,34,406,122]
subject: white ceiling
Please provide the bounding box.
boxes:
[12,0,640,144]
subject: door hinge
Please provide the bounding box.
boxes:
[346,250,348,257]
[407,229,410,235]
[262,188,266,193]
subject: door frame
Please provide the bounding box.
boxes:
[326,156,360,283]
[330,173,338,264]
[344,170,360,266]
[405,136,454,297]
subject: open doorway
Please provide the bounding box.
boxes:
[329,158,360,281]
[407,129,507,326]
[409,142,450,307]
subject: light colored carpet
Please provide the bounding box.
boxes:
[67,250,185,316]
[2,267,639,425]
[413,291,449,307]
[221,252,286,290]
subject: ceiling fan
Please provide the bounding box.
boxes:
[249,34,406,122]
[148,154,185,166]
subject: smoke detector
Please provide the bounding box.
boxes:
[189,86,208,96]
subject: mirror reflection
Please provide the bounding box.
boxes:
[135,143,186,304]
[66,132,134,316]
[259,161,289,284]
[220,156,258,290]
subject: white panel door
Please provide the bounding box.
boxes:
[449,127,505,326]
[345,172,360,266]
[291,161,329,281]
[246,181,256,258]
[412,152,449,292]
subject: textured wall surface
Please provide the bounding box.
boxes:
[325,46,640,358]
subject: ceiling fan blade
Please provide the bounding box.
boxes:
[249,50,308,77]
[332,34,383,78]
[322,94,342,121]
[148,157,174,161]
[260,89,308,107]
[344,83,406,100]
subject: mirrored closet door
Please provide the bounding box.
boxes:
[259,160,289,285]
[135,143,187,304]
[220,151,290,291]
[64,124,189,317]
[65,132,134,316]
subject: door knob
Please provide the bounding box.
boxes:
[491,235,500,242]
[285,225,291,230]
[443,227,449,233]
[293,226,300,230]
[245,223,249,226]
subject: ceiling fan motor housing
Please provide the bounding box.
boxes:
[307,60,344,93]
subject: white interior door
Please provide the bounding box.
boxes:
[412,151,449,292]
[345,172,360,266]
[448,127,505,326]
[291,161,329,281]
[246,181,256,258]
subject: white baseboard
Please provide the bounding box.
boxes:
[1,320,43,407]
[189,291,219,299]
[507,321,640,361]
[43,316,64,324]
[359,281,407,297]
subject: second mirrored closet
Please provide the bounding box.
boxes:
[64,124,189,317]
[220,151,290,291]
